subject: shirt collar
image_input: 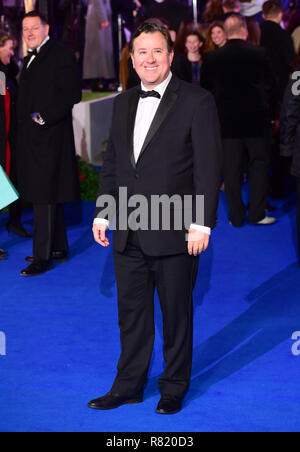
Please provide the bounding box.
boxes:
[141,71,173,98]
[29,36,50,54]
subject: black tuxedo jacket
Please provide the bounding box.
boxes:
[95,75,222,256]
[260,20,295,102]
[16,38,81,204]
[201,39,277,139]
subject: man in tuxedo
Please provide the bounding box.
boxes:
[89,21,222,414]
[201,14,277,227]
[16,11,81,276]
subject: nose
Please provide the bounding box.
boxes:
[146,56,156,66]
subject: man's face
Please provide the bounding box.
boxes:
[131,31,174,89]
[0,40,14,66]
[22,17,49,50]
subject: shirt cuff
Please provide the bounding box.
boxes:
[94,218,109,228]
[190,224,211,236]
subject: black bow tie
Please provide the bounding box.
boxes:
[138,89,161,100]
[28,48,38,57]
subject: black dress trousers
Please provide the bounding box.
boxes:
[33,204,68,262]
[111,231,199,399]
[223,137,270,226]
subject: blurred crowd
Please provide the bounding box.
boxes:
[0,0,299,90]
[2,0,300,268]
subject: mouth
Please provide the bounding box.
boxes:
[144,66,158,72]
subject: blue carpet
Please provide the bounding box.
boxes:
[0,192,300,432]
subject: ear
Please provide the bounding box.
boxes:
[169,50,174,65]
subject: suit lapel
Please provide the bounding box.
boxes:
[126,87,140,169]
[25,38,52,73]
[137,75,180,165]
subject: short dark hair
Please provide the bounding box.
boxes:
[23,10,49,25]
[262,0,283,18]
[186,30,205,45]
[129,21,174,54]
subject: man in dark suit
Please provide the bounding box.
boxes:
[16,11,81,276]
[201,14,277,227]
[88,21,222,414]
[261,0,295,104]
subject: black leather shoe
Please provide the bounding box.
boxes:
[87,392,143,410]
[51,251,68,263]
[25,251,68,264]
[0,249,7,260]
[156,395,183,415]
[20,261,53,276]
[7,223,32,238]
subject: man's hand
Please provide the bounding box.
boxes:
[187,229,210,256]
[93,223,110,247]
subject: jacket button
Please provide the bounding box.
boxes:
[135,173,140,180]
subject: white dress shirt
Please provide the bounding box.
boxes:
[26,35,50,69]
[133,72,172,163]
[95,72,211,236]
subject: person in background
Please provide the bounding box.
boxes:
[57,0,88,81]
[83,0,115,91]
[141,0,190,33]
[16,11,81,276]
[280,72,300,264]
[261,0,295,103]
[172,31,205,85]
[246,16,261,45]
[203,0,224,22]
[201,14,277,227]
[261,0,295,198]
[203,21,227,53]
[240,0,266,24]
[218,0,242,20]
[0,31,32,250]
[174,19,202,55]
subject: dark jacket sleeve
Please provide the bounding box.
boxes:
[40,49,82,125]
[200,53,214,94]
[94,97,118,221]
[263,50,280,121]
[191,91,223,229]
